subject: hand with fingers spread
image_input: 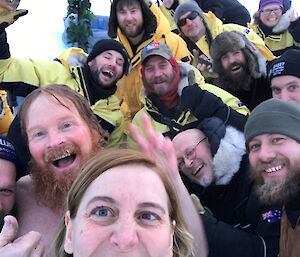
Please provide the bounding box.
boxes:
[0,215,46,257]
[129,113,180,181]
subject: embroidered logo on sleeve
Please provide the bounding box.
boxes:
[262,210,281,223]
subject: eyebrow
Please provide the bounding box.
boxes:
[86,196,117,206]
[86,197,167,214]
[137,202,166,214]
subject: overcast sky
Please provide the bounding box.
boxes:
[7,0,299,59]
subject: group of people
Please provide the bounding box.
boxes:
[1,0,300,256]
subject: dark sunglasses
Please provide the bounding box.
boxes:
[178,11,199,27]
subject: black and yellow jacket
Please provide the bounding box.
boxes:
[108,0,192,130]
[248,9,300,56]
[0,32,124,148]
[128,63,249,148]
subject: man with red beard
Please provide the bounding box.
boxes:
[0,84,106,257]
[245,98,300,257]
[209,31,273,110]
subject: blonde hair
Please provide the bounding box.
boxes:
[53,148,194,257]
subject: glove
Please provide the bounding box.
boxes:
[0,8,28,31]
[180,84,227,122]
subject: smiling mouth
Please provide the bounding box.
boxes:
[102,70,114,79]
[231,65,242,73]
[192,163,204,176]
[264,165,283,174]
[52,151,76,169]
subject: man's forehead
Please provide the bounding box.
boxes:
[100,50,124,60]
[116,0,141,10]
[173,129,204,144]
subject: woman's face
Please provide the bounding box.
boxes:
[64,164,174,257]
[259,4,283,28]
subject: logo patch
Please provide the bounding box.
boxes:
[262,210,281,223]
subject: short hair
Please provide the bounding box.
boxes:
[53,148,194,257]
[19,84,107,146]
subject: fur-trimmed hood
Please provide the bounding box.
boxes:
[108,0,157,39]
[213,126,246,185]
[253,7,293,33]
[210,31,267,80]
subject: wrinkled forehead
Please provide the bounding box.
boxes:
[173,129,206,149]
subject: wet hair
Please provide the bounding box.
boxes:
[53,148,194,257]
[19,84,107,147]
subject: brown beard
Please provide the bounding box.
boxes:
[29,140,100,211]
[218,64,253,92]
[251,165,300,205]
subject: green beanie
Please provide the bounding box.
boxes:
[244,99,300,145]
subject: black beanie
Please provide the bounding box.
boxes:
[267,49,300,82]
[87,39,130,75]
[197,117,226,156]
[244,98,300,145]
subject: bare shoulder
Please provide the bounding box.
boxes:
[16,175,34,196]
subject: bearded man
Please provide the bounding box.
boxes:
[12,84,106,257]
[210,31,272,110]
[245,98,300,257]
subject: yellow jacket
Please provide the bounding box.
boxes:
[196,12,275,61]
[248,22,300,56]
[115,3,191,131]
[127,63,249,148]
[0,90,13,136]
[160,0,187,32]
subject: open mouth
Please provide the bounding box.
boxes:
[192,163,204,176]
[264,165,283,174]
[231,65,242,73]
[102,70,114,79]
[52,151,76,169]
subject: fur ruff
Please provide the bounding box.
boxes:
[213,126,246,185]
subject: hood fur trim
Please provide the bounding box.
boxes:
[210,31,266,79]
[108,0,157,38]
[272,8,292,33]
[213,126,246,185]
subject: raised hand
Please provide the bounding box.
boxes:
[129,113,180,181]
[0,215,46,257]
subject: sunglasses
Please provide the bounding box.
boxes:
[178,11,199,27]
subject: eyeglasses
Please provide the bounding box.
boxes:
[178,11,199,27]
[178,137,207,170]
[260,7,282,15]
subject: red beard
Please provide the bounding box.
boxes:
[29,141,99,211]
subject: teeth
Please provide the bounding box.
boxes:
[192,163,204,176]
[52,150,71,162]
[265,165,282,173]
[103,69,114,76]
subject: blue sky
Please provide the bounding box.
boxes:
[7,0,299,59]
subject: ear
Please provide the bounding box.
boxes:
[167,220,176,257]
[63,211,74,254]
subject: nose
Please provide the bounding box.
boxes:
[46,130,65,148]
[278,90,292,101]
[184,158,194,168]
[153,67,162,77]
[110,219,139,250]
[257,144,276,163]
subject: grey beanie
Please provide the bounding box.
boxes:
[244,99,300,145]
[174,0,203,26]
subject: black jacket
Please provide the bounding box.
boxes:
[184,156,281,257]
[195,0,251,26]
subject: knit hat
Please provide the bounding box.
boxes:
[244,98,300,145]
[0,135,18,167]
[141,41,173,64]
[267,49,300,82]
[87,39,130,75]
[258,0,283,11]
[210,31,266,80]
[174,0,203,27]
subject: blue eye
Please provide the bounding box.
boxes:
[139,212,159,221]
[93,207,114,217]
[63,122,71,129]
